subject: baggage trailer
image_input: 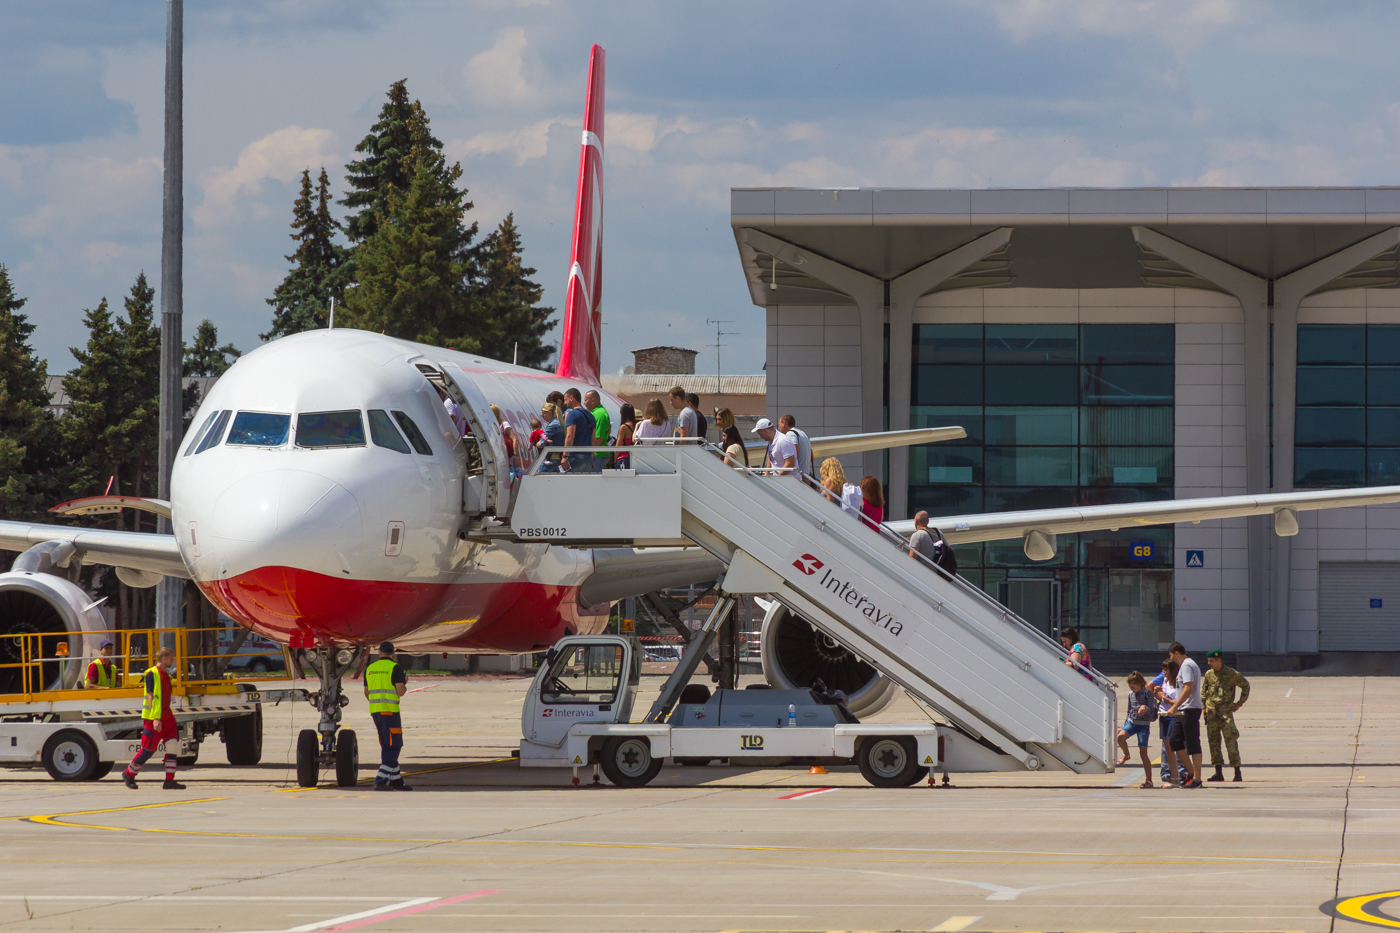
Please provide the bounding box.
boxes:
[519,633,1023,787]
[0,625,297,781]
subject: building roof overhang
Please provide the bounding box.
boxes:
[730,187,1400,307]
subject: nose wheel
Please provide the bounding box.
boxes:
[294,646,364,788]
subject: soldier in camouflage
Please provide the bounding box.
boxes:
[1203,649,1250,782]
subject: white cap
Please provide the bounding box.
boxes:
[753,418,774,433]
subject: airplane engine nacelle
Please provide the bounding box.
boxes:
[0,569,108,694]
[759,602,897,717]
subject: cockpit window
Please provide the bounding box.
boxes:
[183,410,222,457]
[296,411,366,448]
[368,409,410,454]
[392,411,433,455]
[226,412,291,447]
[193,410,232,455]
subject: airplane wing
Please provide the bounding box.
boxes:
[885,485,1400,556]
[0,520,189,579]
[744,426,967,467]
[579,546,726,607]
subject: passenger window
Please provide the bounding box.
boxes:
[540,644,624,704]
[183,410,222,456]
[392,411,433,455]
[368,409,410,454]
[226,412,291,447]
[194,410,232,454]
[296,411,366,448]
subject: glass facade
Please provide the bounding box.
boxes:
[908,324,1176,650]
[1294,324,1400,487]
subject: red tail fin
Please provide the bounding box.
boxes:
[555,44,605,384]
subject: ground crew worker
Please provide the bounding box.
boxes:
[122,646,184,790]
[85,639,119,688]
[364,642,410,791]
[1203,649,1250,782]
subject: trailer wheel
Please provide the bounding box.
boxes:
[42,730,98,782]
[225,709,263,766]
[857,736,920,788]
[335,730,358,787]
[296,729,319,787]
[89,762,115,781]
[178,747,199,769]
[599,736,662,787]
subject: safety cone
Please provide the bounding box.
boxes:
[809,765,827,775]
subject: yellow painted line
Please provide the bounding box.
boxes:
[277,758,510,793]
[1322,890,1400,929]
[26,797,225,831]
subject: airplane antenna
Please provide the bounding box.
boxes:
[328,295,334,330]
[514,342,518,365]
[706,318,736,379]
[771,257,778,290]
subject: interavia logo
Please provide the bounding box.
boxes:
[793,554,823,575]
[809,559,904,637]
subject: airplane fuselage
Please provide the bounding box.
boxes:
[172,329,627,653]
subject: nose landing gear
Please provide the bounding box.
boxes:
[293,646,364,788]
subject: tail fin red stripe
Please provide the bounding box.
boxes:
[555,44,605,385]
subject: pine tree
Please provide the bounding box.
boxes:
[340,152,476,348]
[341,80,419,247]
[62,274,162,626]
[185,319,241,377]
[263,167,348,340]
[183,318,240,426]
[0,265,63,522]
[474,213,557,369]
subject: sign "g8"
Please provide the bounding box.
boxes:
[1130,541,1154,561]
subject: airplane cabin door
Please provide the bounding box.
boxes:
[422,361,511,518]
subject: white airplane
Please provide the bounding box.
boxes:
[6,45,1400,761]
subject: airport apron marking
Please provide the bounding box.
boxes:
[1321,890,1400,929]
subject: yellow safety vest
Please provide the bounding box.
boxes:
[365,659,401,714]
[90,660,117,688]
[140,665,166,721]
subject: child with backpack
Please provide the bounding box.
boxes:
[1117,671,1158,788]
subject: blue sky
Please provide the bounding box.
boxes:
[6,1,1400,377]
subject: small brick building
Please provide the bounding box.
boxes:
[632,346,698,375]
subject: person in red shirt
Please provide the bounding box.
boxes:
[85,639,119,688]
[123,646,184,790]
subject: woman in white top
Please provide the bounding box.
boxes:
[720,424,746,467]
[819,457,863,517]
[632,399,671,444]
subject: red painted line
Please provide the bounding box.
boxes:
[320,891,498,931]
[778,787,836,800]
[405,684,439,695]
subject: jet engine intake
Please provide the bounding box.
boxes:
[0,567,108,694]
[758,602,897,717]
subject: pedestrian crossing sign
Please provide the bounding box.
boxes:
[1186,550,1205,568]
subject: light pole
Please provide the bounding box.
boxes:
[156,0,184,634]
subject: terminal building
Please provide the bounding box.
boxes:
[730,187,1400,658]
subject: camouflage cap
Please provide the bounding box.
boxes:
[1206,649,1223,659]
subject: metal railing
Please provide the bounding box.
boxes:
[0,625,287,703]
[517,440,1115,691]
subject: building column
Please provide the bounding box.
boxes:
[1133,226,1399,653]
[886,228,1012,520]
[743,227,1011,515]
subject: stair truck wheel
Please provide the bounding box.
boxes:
[857,735,921,788]
[178,748,199,769]
[225,708,263,765]
[295,729,319,787]
[599,735,662,787]
[335,729,359,787]
[42,729,98,782]
[89,761,115,781]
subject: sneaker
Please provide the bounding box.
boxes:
[1186,779,1204,789]
[122,771,138,790]
[162,779,186,790]
[390,783,413,791]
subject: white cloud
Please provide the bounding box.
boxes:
[452,116,568,166]
[979,0,1242,45]
[463,27,537,107]
[195,125,336,226]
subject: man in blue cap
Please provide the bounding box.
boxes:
[363,642,410,790]
[86,639,119,689]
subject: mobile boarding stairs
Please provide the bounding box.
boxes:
[501,442,1118,775]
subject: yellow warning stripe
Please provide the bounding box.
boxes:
[1323,890,1400,929]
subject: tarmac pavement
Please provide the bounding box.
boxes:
[0,671,1395,933]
